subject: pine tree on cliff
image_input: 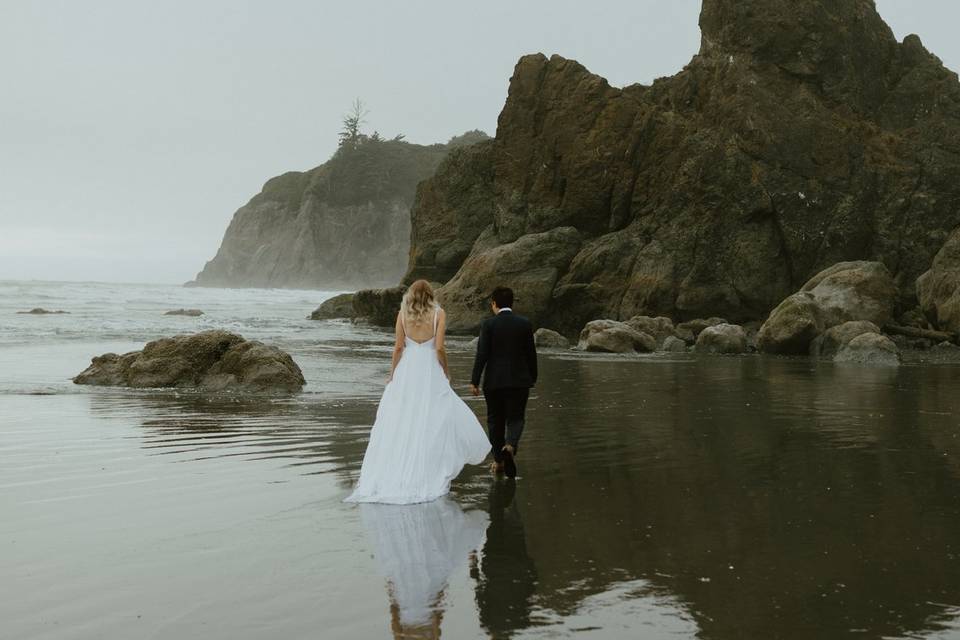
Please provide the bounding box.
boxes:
[338,98,368,149]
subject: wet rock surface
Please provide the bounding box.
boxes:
[309,293,355,320]
[403,0,960,334]
[577,320,657,354]
[73,330,305,392]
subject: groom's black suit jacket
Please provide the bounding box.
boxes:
[471,310,538,391]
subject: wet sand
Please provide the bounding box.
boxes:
[3,282,960,638]
[4,347,960,638]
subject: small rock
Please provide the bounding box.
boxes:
[578,320,656,353]
[676,318,727,344]
[164,309,204,317]
[695,323,748,354]
[809,321,880,357]
[534,328,570,349]
[661,335,689,353]
[17,308,68,315]
[834,333,900,367]
[309,293,355,320]
[934,340,960,351]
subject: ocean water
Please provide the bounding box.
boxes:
[2,280,960,639]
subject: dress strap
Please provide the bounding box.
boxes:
[433,306,439,337]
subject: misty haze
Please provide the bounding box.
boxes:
[4,1,960,639]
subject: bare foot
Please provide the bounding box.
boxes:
[501,445,517,478]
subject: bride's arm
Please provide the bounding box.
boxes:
[435,309,450,380]
[387,312,405,383]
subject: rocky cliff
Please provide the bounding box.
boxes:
[190,131,488,289]
[406,0,960,335]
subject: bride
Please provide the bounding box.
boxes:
[345,280,491,504]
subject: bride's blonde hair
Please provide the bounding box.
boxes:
[401,280,437,324]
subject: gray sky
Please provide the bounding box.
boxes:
[1,1,957,285]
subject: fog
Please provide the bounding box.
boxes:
[1,1,957,284]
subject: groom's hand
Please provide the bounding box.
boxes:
[470,384,481,397]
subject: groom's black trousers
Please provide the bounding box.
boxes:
[483,387,529,462]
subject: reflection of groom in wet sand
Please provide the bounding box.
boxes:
[470,480,538,637]
[470,286,538,479]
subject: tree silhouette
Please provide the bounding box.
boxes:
[338,98,368,148]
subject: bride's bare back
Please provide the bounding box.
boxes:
[401,307,442,344]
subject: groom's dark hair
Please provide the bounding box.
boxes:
[491,286,514,308]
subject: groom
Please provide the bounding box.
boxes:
[470,286,538,479]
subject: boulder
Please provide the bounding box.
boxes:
[799,261,897,328]
[661,336,689,353]
[437,227,583,334]
[625,316,676,344]
[759,261,898,354]
[17,308,68,315]
[917,228,960,333]
[164,308,204,317]
[309,293,355,320]
[534,328,570,349]
[73,330,304,392]
[809,321,881,358]
[694,323,748,355]
[834,333,901,367]
[757,293,825,355]
[577,320,657,354]
[675,318,727,344]
[353,286,407,326]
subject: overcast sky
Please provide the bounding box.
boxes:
[1,1,957,285]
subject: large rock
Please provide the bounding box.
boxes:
[437,227,582,334]
[799,261,897,328]
[758,261,897,354]
[577,320,657,354]
[72,330,305,392]
[695,323,748,354]
[309,293,355,320]
[834,333,901,367]
[534,328,570,349]
[353,286,406,327]
[917,228,960,333]
[402,2,960,332]
[189,131,489,290]
[756,293,825,355]
[809,321,881,358]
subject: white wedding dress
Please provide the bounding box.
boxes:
[345,306,491,505]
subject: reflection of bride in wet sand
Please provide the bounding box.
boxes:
[360,497,488,639]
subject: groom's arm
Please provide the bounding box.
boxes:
[525,322,538,386]
[471,319,491,388]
